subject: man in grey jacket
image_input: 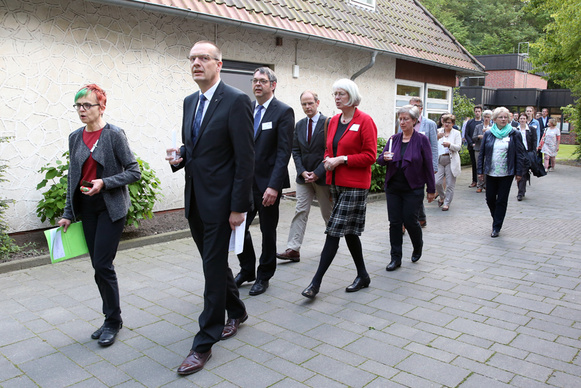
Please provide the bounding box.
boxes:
[408,97,437,227]
[276,90,332,262]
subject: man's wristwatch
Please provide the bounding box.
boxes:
[343,155,348,164]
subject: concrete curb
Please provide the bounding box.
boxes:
[0,229,192,275]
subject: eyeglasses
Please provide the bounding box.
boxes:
[188,55,220,63]
[251,78,270,85]
[73,103,100,111]
[332,92,347,98]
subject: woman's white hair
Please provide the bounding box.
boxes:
[332,78,362,107]
[492,106,511,121]
[397,105,420,122]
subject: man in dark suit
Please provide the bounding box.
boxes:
[235,67,295,296]
[167,41,254,376]
[276,90,332,262]
[465,105,483,188]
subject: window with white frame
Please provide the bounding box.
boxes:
[394,80,452,128]
[350,0,376,11]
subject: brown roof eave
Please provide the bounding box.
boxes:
[86,0,486,76]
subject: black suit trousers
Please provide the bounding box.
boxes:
[187,191,246,353]
[80,194,124,327]
[237,189,281,281]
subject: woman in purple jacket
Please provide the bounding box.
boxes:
[377,105,436,271]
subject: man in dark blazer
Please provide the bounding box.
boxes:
[276,90,332,262]
[167,41,254,376]
[235,67,295,296]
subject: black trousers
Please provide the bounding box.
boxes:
[468,148,477,183]
[485,175,514,231]
[188,193,246,353]
[237,189,282,281]
[517,172,530,197]
[386,188,424,261]
[80,194,125,327]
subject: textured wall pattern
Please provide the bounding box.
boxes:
[0,0,396,232]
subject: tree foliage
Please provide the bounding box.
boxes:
[421,0,549,55]
[527,0,581,158]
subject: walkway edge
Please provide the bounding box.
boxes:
[0,229,191,275]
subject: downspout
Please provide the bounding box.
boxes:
[351,51,378,81]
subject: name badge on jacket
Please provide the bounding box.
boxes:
[349,124,360,132]
[262,122,273,130]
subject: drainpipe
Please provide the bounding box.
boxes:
[351,51,378,81]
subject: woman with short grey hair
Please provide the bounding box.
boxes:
[477,107,526,237]
[301,79,377,298]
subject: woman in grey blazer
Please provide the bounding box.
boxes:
[58,84,140,347]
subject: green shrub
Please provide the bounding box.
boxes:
[459,146,471,166]
[36,152,162,228]
[0,136,21,259]
[370,137,387,192]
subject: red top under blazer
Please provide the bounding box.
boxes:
[324,108,378,189]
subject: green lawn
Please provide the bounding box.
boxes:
[557,144,578,160]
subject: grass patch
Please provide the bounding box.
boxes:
[557,144,578,160]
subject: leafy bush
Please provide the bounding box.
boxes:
[453,87,475,121]
[36,152,162,228]
[0,136,21,259]
[459,146,471,166]
[370,137,387,192]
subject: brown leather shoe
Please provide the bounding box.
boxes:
[469,182,477,188]
[221,313,249,340]
[177,350,212,375]
[276,248,300,262]
[476,188,482,193]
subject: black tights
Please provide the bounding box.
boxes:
[311,234,368,287]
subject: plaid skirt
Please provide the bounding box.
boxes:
[325,186,369,237]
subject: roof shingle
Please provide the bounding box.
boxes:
[107,0,484,74]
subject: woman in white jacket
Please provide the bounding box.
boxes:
[435,114,462,211]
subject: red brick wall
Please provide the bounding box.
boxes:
[485,70,547,89]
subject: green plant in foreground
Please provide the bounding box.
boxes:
[370,137,387,193]
[36,152,162,228]
[1,136,21,259]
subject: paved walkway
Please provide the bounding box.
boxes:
[2,165,581,387]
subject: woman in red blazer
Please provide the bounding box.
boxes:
[301,79,377,299]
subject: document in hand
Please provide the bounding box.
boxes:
[44,222,89,263]
[228,212,247,255]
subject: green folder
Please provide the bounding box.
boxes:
[44,221,89,263]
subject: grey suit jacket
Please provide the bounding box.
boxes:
[63,123,141,222]
[292,114,328,185]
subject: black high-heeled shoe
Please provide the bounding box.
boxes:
[345,276,371,292]
[301,283,320,299]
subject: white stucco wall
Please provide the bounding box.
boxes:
[0,0,396,233]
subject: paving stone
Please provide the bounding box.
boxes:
[452,357,514,383]
[396,353,470,386]
[430,336,493,363]
[19,352,91,386]
[301,354,375,387]
[459,373,511,387]
[487,353,553,382]
[212,356,285,388]
[343,337,410,366]
[446,317,517,344]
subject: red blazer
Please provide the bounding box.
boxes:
[324,109,378,189]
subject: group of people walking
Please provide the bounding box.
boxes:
[56,40,562,377]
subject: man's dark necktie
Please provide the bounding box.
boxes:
[254,105,263,136]
[307,118,313,144]
[192,94,206,143]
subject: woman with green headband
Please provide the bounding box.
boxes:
[477,107,526,238]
